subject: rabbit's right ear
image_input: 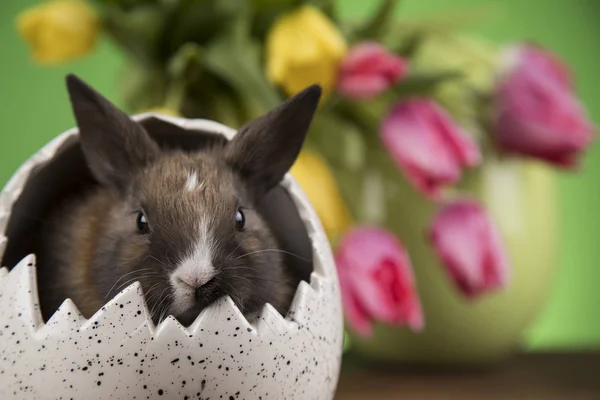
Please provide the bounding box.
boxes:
[66,74,160,190]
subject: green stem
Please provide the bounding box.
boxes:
[335,100,384,136]
[164,78,187,112]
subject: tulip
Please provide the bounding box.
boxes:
[17,0,99,64]
[428,199,510,298]
[336,227,423,336]
[290,149,353,242]
[380,99,481,199]
[495,44,595,167]
[337,41,408,100]
[266,5,347,99]
[142,107,181,117]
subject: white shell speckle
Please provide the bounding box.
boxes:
[0,115,343,399]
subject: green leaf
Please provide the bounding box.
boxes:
[350,0,401,42]
[102,4,166,63]
[161,43,205,112]
[251,0,297,8]
[392,31,426,58]
[392,3,501,35]
[160,0,244,59]
[208,92,246,129]
[331,97,390,136]
[167,42,204,80]
[201,6,281,118]
[305,111,376,222]
[308,112,367,169]
[393,70,464,97]
[251,1,298,40]
[343,331,351,353]
[119,63,168,113]
[374,3,500,54]
[304,0,336,20]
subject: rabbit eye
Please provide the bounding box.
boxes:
[235,208,245,231]
[136,212,149,234]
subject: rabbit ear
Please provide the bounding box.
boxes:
[224,85,321,198]
[66,74,160,190]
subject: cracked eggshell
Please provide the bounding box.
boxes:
[0,114,344,400]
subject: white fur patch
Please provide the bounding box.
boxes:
[169,219,216,314]
[185,171,204,192]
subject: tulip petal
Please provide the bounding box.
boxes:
[381,99,480,199]
[339,273,373,336]
[337,75,390,99]
[422,101,481,167]
[494,44,595,167]
[17,0,98,65]
[266,5,347,99]
[290,149,353,241]
[336,227,424,335]
[521,45,573,90]
[337,41,408,100]
[429,200,510,298]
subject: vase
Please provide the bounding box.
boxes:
[322,133,559,365]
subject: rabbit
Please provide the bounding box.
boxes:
[34,74,321,326]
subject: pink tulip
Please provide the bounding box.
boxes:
[335,226,423,337]
[381,99,481,199]
[495,44,595,167]
[337,41,408,100]
[428,200,510,298]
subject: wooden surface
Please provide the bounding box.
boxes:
[335,352,600,399]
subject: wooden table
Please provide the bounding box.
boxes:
[334,352,600,399]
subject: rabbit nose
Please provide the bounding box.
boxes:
[175,273,213,291]
[194,277,216,298]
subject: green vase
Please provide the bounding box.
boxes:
[329,141,559,365]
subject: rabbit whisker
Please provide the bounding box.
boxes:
[147,255,167,267]
[111,273,157,296]
[154,291,172,323]
[150,288,169,319]
[143,282,163,304]
[224,281,246,311]
[235,249,309,262]
[105,268,153,299]
[224,244,242,260]
[158,304,170,326]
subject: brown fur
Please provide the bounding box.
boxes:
[35,75,321,325]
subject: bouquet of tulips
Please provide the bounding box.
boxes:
[18,0,594,351]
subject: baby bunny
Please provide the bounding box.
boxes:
[36,75,321,326]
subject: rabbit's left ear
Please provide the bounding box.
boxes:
[224,85,321,198]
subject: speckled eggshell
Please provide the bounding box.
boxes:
[0,114,344,400]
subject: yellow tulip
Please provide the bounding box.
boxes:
[291,149,353,242]
[142,107,182,117]
[266,5,347,99]
[17,0,99,64]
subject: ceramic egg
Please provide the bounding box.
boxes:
[0,114,344,399]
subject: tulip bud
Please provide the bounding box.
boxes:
[266,5,347,100]
[290,149,353,242]
[380,99,480,199]
[337,41,408,100]
[494,44,595,167]
[428,199,510,298]
[335,227,423,336]
[17,0,99,64]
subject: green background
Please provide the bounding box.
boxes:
[1,0,599,350]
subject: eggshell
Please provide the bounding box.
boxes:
[0,114,343,399]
